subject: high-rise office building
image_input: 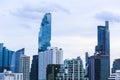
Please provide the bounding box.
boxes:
[38,47,63,80]
[11,48,25,73]
[88,55,109,80]
[95,21,110,80]
[38,13,51,52]
[64,57,85,80]
[112,59,120,73]
[95,21,110,56]
[85,21,110,80]
[30,55,38,80]
[19,55,30,80]
[0,43,14,72]
[56,57,85,80]
[3,47,14,71]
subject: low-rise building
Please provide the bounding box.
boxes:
[108,70,120,80]
[0,69,23,80]
[112,59,120,73]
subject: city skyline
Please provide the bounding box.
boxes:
[0,0,120,66]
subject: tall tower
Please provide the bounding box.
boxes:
[95,21,110,56]
[96,21,110,80]
[87,21,110,80]
[38,13,51,52]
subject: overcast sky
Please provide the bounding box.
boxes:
[1,0,120,67]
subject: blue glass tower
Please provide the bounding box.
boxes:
[0,43,14,72]
[3,47,9,69]
[0,43,3,72]
[95,21,110,80]
[38,13,51,52]
[8,50,14,69]
[11,48,24,73]
[95,21,110,56]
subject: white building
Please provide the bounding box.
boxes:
[108,70,120,80]
[0,69,23,80]
[38,47,63,80]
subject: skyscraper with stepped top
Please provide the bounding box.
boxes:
[85,21,110,80]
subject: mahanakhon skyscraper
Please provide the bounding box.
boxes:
[38,13,51,52]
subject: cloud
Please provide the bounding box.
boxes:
[19,24,31,29]
[10,2,70,19]
[95,11,120,22]
[10,8,42,20]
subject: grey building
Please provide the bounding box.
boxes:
[19,55,30,80]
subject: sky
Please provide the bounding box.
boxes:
[0,0,120,68]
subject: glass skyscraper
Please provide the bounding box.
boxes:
[11,48,25,73]
[96,21,110,80]
[3,47,9,69]
[0,43,4,72]
[85,21,110,80]
[30,55,38,80]
[0,43,14,72]
[95,21,110,56]
[38,13,51,52]
[88,55,109,80]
